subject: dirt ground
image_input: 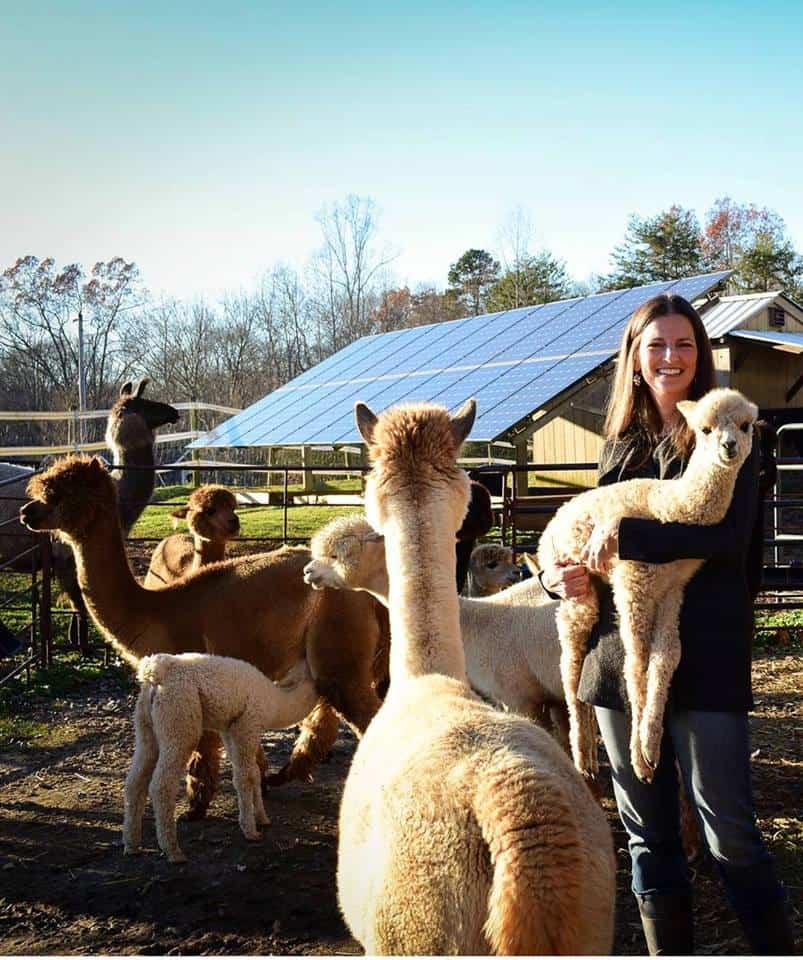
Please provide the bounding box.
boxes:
[0,649,800,956]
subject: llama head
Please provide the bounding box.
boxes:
[105,377,179,456]
[355,399,475,535]
[172,485,239,542]
[304,514,388,599]
[20,455,118,542]
[677,388,758,469]
[468,543,521,594]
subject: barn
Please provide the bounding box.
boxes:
[191,273,803,491]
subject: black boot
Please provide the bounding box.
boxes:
[735,896,796,955]
[637,891,694,956]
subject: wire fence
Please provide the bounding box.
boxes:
[1,457,802,686]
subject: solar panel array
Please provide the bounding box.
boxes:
[190,271,731,447]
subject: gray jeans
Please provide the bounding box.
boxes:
[595,706,785,915]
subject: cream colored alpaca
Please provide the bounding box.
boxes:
[464,543,521,596]
[304,517,569,749]
[537,388,758,783]
[336,400,615,955]
[144,485,240,588]
[123,653,316,863]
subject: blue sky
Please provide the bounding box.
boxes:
[3,1,802,301]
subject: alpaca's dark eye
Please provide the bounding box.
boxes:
[205,507,216,515]
[701,426,712,435]
[487,561,498,569]
[740,422,750,433]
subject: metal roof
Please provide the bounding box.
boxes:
[190,270,731,448]
[701,291,783,338]
[728,329,803,354]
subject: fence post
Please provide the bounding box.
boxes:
[189,405,200,488]
[39,534,52,668]
[283,468,289,544]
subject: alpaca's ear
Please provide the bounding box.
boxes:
[746,400,759,423]
[362,531,384,543]
[676,400,696,423]
[450,398,476,447]
[522,553,540,577]
[88,457,106,476]
[171,506,189,521]
[133,376,150,398]
[355,402,378,444]
[120,380,133,397]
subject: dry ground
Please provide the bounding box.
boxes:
[0,650,800,956]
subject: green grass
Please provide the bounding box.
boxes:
[0,651,132,747]
[131,486,364,542]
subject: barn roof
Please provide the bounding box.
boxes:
[190,270,730,448]
[702,290,795,338]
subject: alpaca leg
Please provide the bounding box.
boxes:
[185,729,222,819]
[223,731,262,841]
[611,571,657,783]
[639,587,684,773]
[557,592,599,778]
[123,698,159,855]
[266,698,340,787]
[150,742,194,863]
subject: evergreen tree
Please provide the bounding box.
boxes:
[447,249,500,315]
[486,250,571,309]
[602,205,704,289]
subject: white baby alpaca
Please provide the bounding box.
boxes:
[123,652,316,862]
[537,388,757,782]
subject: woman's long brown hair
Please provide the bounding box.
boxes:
[604,293,716,463]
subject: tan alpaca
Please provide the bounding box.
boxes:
[537,388,758,783]
[464,543,521,596]
[305,516,570,751]
[123,653,316,863]
[144,485,240,588]
[19,456,389,812]
[336,400,615,955]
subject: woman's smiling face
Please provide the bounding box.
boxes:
[636,313,698,406]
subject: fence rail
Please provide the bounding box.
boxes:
[1,456,801,685]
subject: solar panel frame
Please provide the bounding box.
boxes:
[189,271,732,447]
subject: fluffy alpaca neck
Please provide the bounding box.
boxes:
[383,502,467,684]
[192,536,227,569]
[66,519,153,665]
[660,449,740,524]
[258,673,316,729]
[111,440,156,535]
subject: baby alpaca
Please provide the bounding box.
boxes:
[537,388,757,782]
[123,653,316,863]
[465,543,521,596]
[144,485,240,588]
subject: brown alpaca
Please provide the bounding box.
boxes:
[53,377,179,651]
[144,485,240,588]
[20,455,389,817]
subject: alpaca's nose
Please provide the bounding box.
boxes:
[722,438,738,459]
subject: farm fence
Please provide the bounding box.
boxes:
[2,455,802,685]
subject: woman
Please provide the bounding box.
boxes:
[540,293,794,955]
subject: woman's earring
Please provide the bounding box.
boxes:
[633,372,642,387]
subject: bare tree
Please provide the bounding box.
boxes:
[308,195,396,353]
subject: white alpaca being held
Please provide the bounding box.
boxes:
[537,388,758,782]
[123,653,316,863]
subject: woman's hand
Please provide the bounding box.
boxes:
[580,520,619,576]
[541,560,591,601]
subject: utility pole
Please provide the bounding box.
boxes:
[74,310,86,447]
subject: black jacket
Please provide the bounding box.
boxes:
[577,432,760,713]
